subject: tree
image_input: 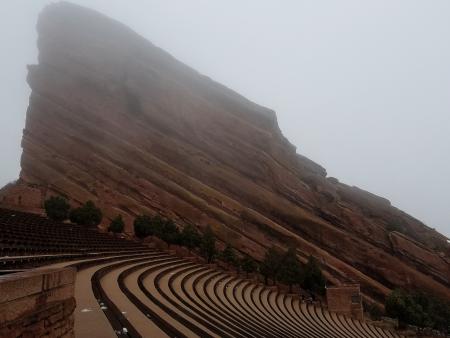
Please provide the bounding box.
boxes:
[133,214,181,244]
[366,302,383,321]
[241,255,257,278]
[234,256,242,274]
[148,215,165,237]
[44,196,70,221]
[69,201,102,226]
[221,243,237,267]
[159,219,181,245]
[179,224,202,251]
[386,289,428,327]
[200,226,217,263]
[385,289,450,331]
[302,255,326,295]
[108,215,124,233]
[259,246,283,285]
[133,215,153,238]
[278,247,302,293]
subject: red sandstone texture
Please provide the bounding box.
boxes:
[1,2,449,303]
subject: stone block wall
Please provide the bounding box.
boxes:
[326,284,364,320]
[0,267,76,338]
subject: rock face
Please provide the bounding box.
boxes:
[1,2,449,303]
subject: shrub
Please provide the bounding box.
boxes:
[44,196,70,221]
[69,201,102,226]
[386,223,403,233]
[200,226,217,263]
[108,215,125,233]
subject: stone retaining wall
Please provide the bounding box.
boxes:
[326,284,364,320]
[0,267,76,338]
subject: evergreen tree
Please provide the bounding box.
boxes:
[366,302,383,321]
[69,201,102,226]
[234,255,242,274]
[133,214,180,243]
[221,243,237,267]
[108,215,124,233]
[241,255,257,278]
[278,247,302,293]
[44,196,70,222]
[302,255,326,295]
[160,219,181,245]
[259,246,283,285]
[133,215,153,238]
[386,289,428,327]
[200,226,217,263]
[179,224,201,251]
[149,215,165,237]
[385,289,450,331]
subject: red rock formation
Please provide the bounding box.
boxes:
[1,2,449,303]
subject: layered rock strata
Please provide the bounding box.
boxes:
[1,2,449,304]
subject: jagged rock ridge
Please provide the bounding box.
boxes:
[1,2,449,304]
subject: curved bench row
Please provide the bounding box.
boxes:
[74,251,402,338]
[1,205,402,338]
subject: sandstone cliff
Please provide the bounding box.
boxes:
[1,2,449,304]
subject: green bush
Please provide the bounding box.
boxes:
[44,196,70,221]
[69,201,102,226]
[108,215,125,233]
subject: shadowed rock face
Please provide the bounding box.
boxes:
[1,2,449,303]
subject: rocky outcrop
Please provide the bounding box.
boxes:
[1,2,449,303]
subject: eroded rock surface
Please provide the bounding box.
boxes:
[1,2,449,303]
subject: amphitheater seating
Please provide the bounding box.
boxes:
[0,208,151,270]
[0,208,401,337]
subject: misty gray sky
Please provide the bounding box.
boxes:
[1,1,449,237]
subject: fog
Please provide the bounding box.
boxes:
[0,1,449,237]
